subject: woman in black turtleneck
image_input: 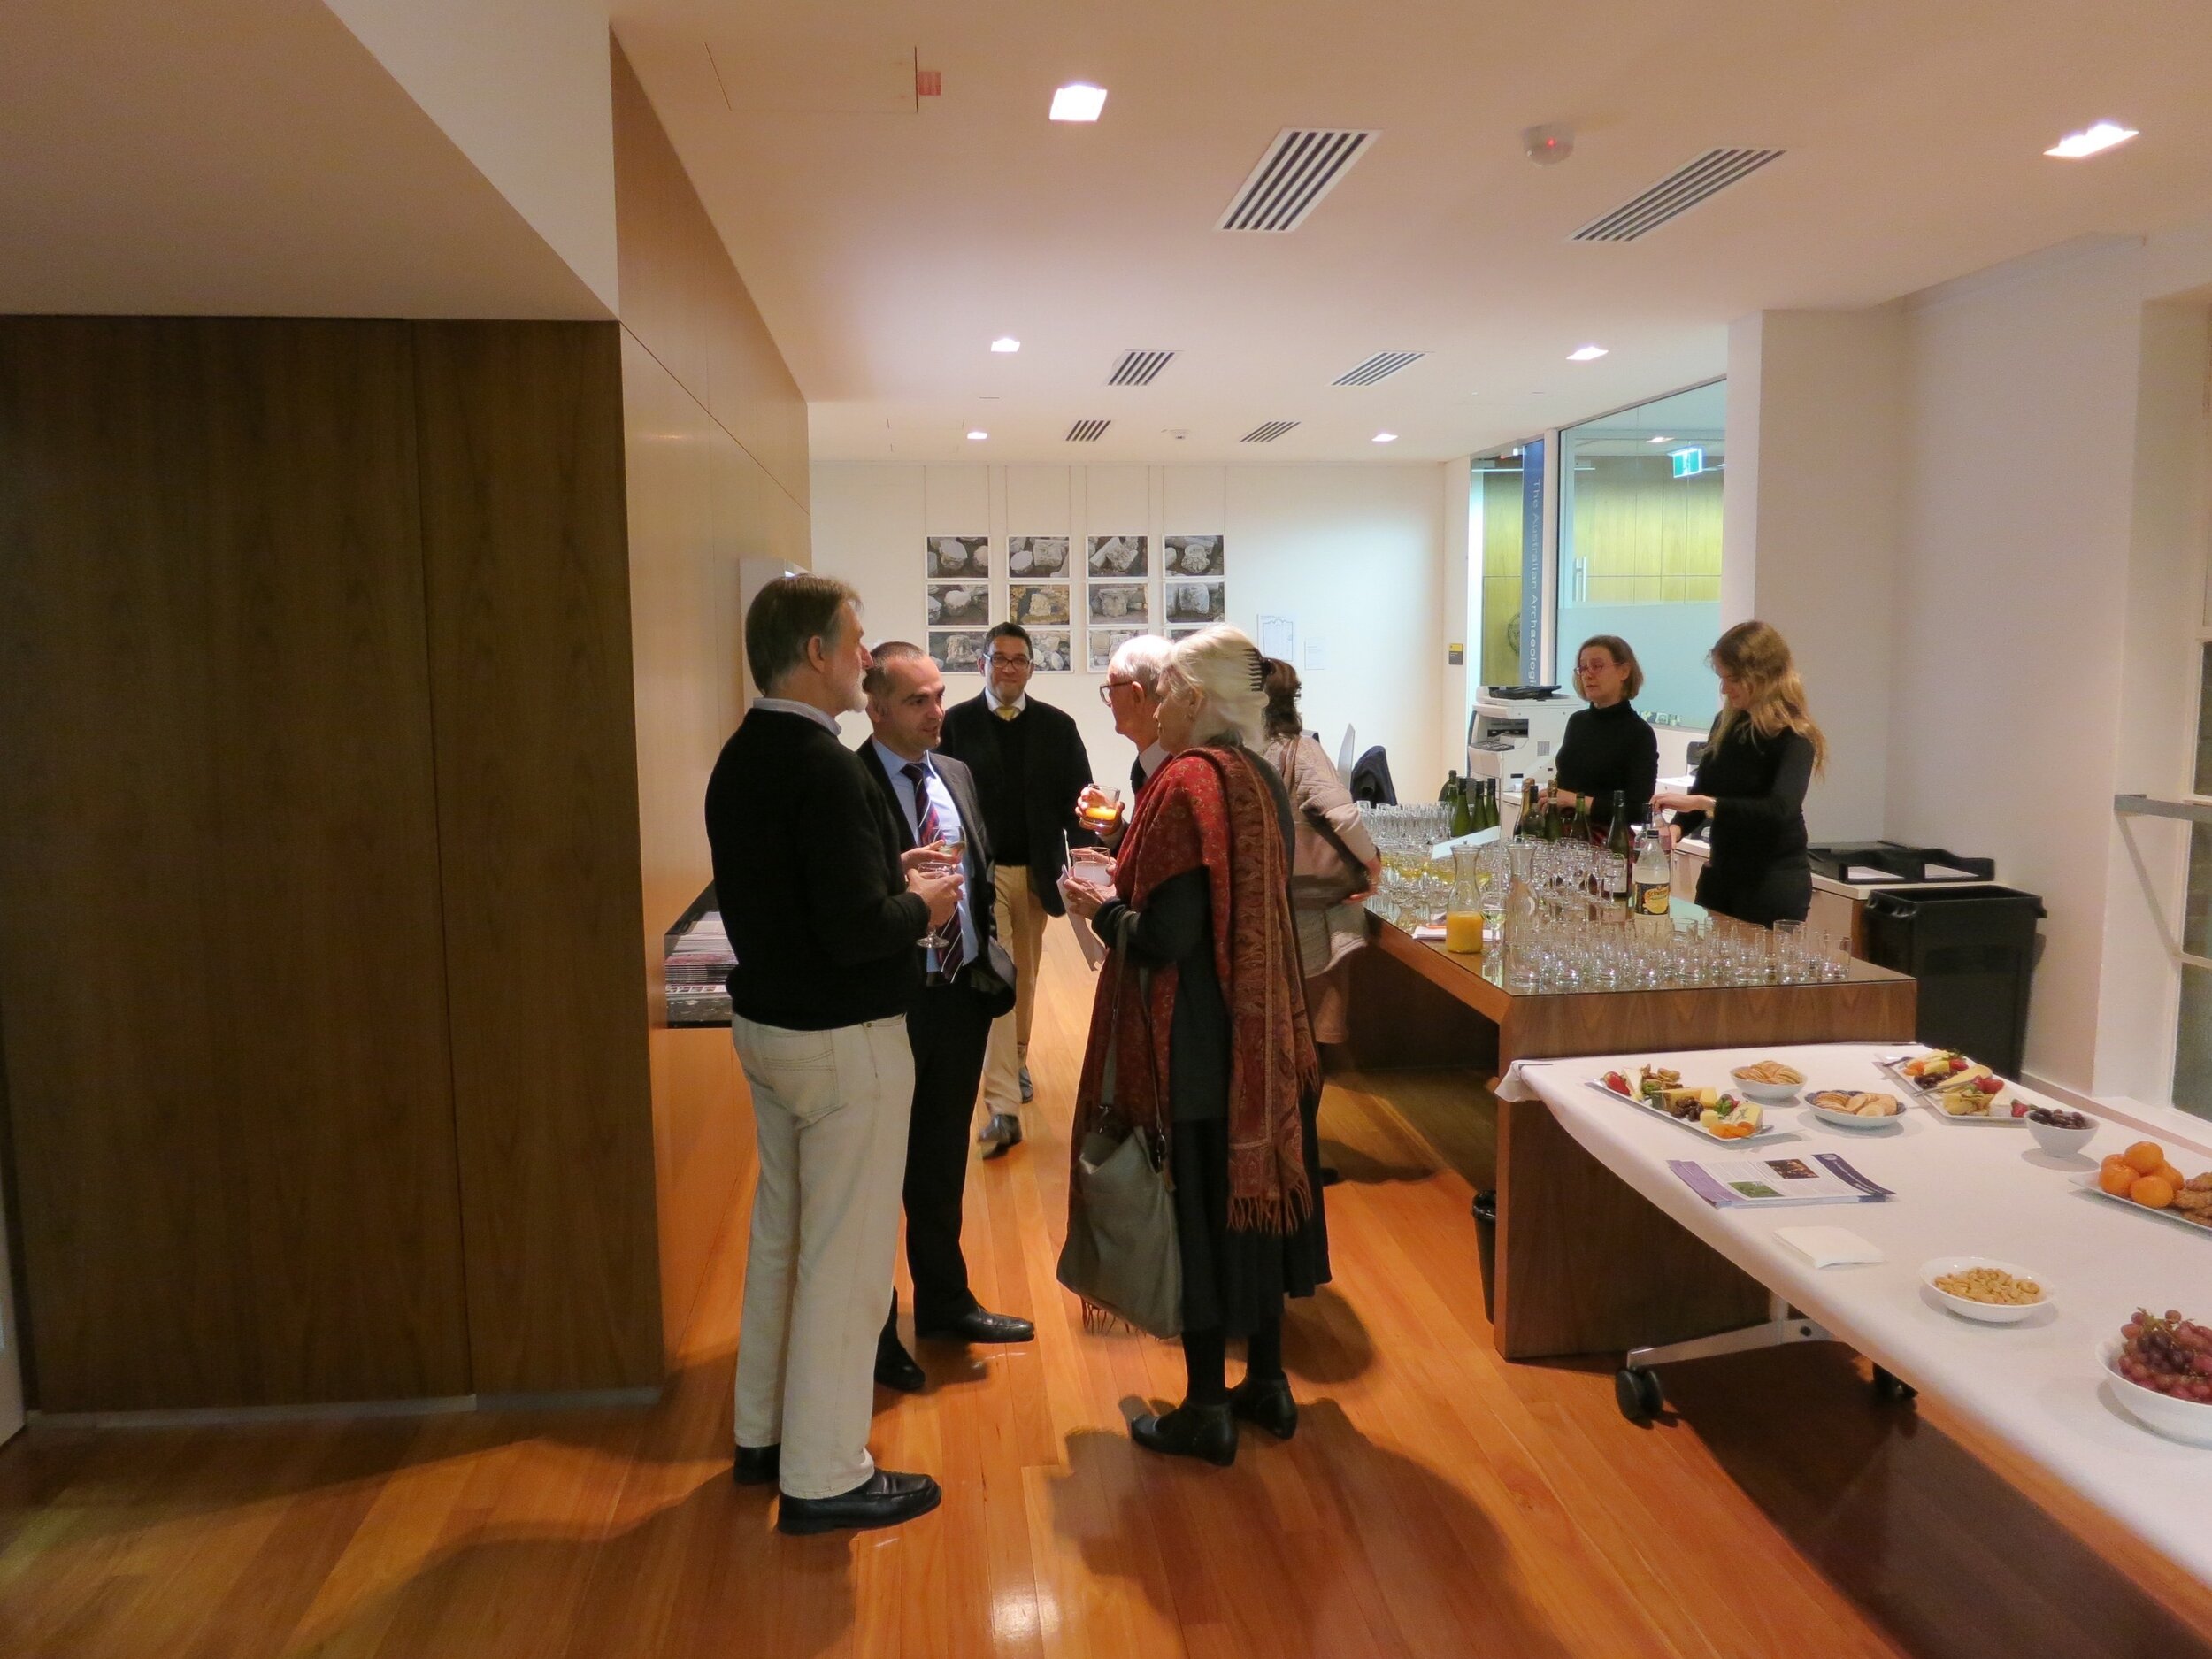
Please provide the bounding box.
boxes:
[1551,634,1658,835]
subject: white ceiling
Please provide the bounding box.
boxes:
[0,0,608,320]
[612,0,2212,465]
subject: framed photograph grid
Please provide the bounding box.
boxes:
[923,531,1226,675]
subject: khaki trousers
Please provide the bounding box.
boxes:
[980,864,1048,1117]
[730,1011,914,1500]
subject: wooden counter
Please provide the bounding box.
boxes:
[1347,917,1916,1361]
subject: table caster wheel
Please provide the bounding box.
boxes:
[1871,1365,1917,1403]
[1614,1365,1663,1423]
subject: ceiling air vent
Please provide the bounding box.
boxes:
[1332,351,1424,388]
[1064,419,1110,442]
[1217,128,1377,232]
[1108,349,1175,387]
[1241,420,1300,443]
[1571,148,1786,242]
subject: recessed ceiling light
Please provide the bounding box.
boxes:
[1567,345,1609,362]
[1372,432,1398,443]
[966,429,988,441]
[1049,83,1107,122]
[2046,121,2138,159]
[990,336,1020,353]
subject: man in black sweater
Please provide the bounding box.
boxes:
[937,622,1096,1154]
[856,642,1035,1394]
[706,575,962,1537]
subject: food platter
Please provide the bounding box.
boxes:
[1873,1055,2026,1126]
[1586,1076,1786,1144]
[2077,1174,2212,1239]
[1803,1090,1904,1132]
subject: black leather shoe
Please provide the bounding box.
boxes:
[874,1337,926,1394]
[1130,1401,1237,1467]
[917,1308,1034,1345]
[978,1113,1023,1159]
[733,1443,781,1486]
[1228,1375,1298,1440]
[1019,1066,1034,1104]
[777,1469,941,1536]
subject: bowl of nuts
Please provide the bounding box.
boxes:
[1921,1257,2050,1325]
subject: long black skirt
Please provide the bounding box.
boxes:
[1169,1096,1331,1337]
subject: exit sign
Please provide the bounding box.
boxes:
[1670,447,1705,479]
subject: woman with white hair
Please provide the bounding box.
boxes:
[1059,626,1328,1467]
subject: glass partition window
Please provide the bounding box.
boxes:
[1553,381,1724,728]
[1471,443,1540,687]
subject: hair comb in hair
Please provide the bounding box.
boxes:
[1247,647,1267,691]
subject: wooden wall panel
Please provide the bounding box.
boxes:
[411,321,664,1394]
[612,39,814,1357]
[0,318,472,1409]
[619,333,749,1356]
[611,42,808,514]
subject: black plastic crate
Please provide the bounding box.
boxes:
[1807,841,1996,885]
[1860,884,2045,1079]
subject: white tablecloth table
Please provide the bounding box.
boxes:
[1499,1041,2212,1588]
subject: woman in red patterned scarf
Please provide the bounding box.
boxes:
[1060,626,1329,1466]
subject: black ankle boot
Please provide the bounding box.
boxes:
[1130,1401,1237,1466]
[1227,1375,1297,1440]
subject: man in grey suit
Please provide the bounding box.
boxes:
[858,642,1036,1390]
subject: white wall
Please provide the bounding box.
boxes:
[1886,241,2151,1092]
[1730,234,2212,1102]
[1723,308,1905,842]
[810,462,1449,795]
[325,0,619,312]
[2092,301,2207,1100]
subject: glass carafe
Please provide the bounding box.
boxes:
[1445,844,1486,953]
[1501,842,1538,988]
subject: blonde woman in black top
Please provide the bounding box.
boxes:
[1550,634,1659,835]
[1651,621,1828,926]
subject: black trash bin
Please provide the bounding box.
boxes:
[1860,885,2045,1079]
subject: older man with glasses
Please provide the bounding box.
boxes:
[938,622,1098,1155]
[1078,634,1174,851]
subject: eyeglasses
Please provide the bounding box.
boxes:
[987,653,1031,668]
[1098,679,1136,704]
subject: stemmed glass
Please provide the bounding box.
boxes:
[917,822,967,950]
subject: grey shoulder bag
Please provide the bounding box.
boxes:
[1055,933,1182,1337]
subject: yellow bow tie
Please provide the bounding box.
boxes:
[995,703,1019,721]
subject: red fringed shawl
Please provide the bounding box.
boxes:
[1071,744,1319,1233]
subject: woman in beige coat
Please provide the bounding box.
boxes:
[1260,659,1380,1052]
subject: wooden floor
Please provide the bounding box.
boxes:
[3,928,2208,1659]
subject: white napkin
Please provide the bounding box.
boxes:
[1410,924,1447,941]
[1774,1225,1885,1268]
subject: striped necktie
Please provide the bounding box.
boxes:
[902,763,964,976]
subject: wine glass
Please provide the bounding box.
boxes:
[918,822,967,950]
